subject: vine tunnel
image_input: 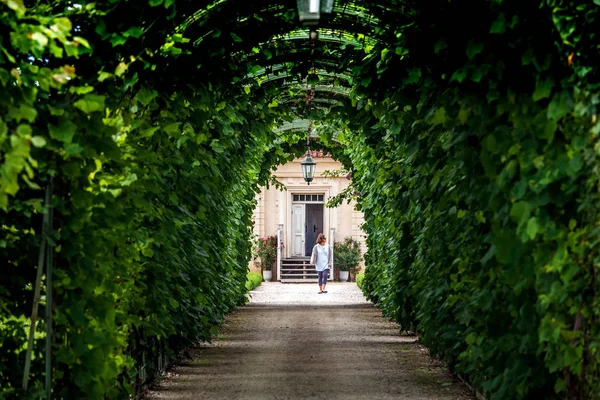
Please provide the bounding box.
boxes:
[1,0,599,399]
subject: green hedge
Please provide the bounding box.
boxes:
[355,273,365,290]
[0,2,298,398]
[245,272,263,292]
[341,1,600,399]
[2,1,599,400]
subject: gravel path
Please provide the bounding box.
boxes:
[247,282,371,305]
[146,283,472,400]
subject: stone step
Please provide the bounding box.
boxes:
[281,261,311,265]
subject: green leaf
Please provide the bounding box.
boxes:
[16,124,32,137]
[135,88,158,106]
[404,68,421,85]
[490,13,506,34]
[533,77,554,101]
[163,123,180,135]
[98,72,113,82]
[30,136,47,148]
[69,85,95,95]
[140,126,160,138]
[114,62,128,77]
[74,94,106,114]
[122,27,144,38]
[450,68,467,83]
[434,40,447,54]
[230,33,243,43]
[110,35,127,47]
[466,40,484,60]
[547,91,573,120]
[526,217,539,240]
[540,120,557,142]
[430,107,446,125]
[52,17,72,34]
[4,0,26,16]
[11,104,38,123]
[22,175,40,190]
[510,201,531,225]
[381,47,390,61]
[48,119,76,143]
[73,36,91,48]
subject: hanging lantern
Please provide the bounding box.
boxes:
[301,153,317,185]
[296,0,335,26]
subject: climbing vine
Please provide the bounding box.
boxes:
[0,1,300,398]
[1,0,599,399]
[341,1,600,399]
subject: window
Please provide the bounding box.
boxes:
[293,194,325,202]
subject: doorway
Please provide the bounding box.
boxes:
[305,204,324,255]
[291,194,325,257]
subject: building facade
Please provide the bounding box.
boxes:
[251,152,366,281]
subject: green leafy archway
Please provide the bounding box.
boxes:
[1,1,599,399]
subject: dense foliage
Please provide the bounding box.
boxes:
[342,1,600,399]
[355,273,364,289]
[0,1,301,398]
[245,272,263,292]
[1,0,599,399]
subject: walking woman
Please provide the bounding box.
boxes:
[310,233,332,294]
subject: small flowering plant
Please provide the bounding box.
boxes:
[254,235,279,271]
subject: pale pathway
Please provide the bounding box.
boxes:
[146,283,472,400]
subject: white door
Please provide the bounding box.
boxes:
[292,204,305,256]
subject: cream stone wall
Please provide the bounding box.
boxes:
[250,156,367,276]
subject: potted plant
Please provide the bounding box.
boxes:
[255,235,278,282]
[334,237,362,282]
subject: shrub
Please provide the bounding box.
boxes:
[245,272,263,291]
[356,273,365,289]
[334,237,362,272]
[254,235,278,271]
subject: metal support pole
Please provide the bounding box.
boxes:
[22,182,52,391]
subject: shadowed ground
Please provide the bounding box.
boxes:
[146,283,472,400]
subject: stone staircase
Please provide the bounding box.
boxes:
[280,257,330,283]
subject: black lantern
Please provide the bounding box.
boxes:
[296,0,335,26]
[301,153,316,184]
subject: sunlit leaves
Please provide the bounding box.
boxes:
[73,94,105,114]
